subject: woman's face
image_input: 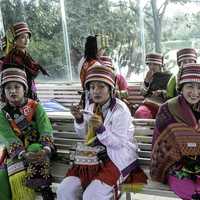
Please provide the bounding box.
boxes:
[180,59,196,67]
[182,82,200,105]
[15,33,30,49]
[148,63,161,73]
[89,81,110,105]
[4,82,25,105]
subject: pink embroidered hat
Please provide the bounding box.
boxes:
[145,53,163,66]
[1,63,28,92]
[11,22,31,39]
[177,48,197,67]
[178,63,200,87]
[100,56,114,69]
[84,64,115,89]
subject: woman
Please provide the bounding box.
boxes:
[3,22,48,100]
[0,63,54,200]
[79,35,102,88]
[79,35,128,108]
[151,63,200,199]
[166,48,197,99]
[134,53,171,119]
[57,64,147,200]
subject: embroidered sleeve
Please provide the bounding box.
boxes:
[0,112,25,159]
[166,75,176,99]
[35,103,54,151]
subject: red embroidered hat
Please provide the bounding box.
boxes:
[1,63,28,92]
[177,48,197,67]
[84,64,115,89]
[11,22,31,39]
[145,53,163,66]
[178,63,200,86]
[100,56,114,69]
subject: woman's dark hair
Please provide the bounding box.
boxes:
[84,36,98,61]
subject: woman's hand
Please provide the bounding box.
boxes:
[144,70,154,83]
[152,90,165,97]
[152,90,163,97]
[70,104,83,120]
[89,114,103,130]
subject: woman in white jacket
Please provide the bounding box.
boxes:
[57,64,147,200]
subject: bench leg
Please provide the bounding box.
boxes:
[126,192,131,200]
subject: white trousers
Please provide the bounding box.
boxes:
[57,176,115,200]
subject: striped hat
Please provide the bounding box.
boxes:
[84,64,115,89]
[145,53,163,66]
[11,22,31,39]
[178,63,200,87]
[100,56,114,69]
[177,48,197,66]
[1,64,28,92]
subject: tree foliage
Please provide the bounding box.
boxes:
[0,0,200,80]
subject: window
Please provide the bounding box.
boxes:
[1,0,200,83]
[0,0,70,82]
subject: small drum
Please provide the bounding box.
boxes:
[74,143,105,165]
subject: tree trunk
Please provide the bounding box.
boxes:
[151,0,161,52]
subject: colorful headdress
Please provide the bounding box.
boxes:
[1,63,28,92]
[100,56,114,69]
[177,48,197,67]
[11,22,31,39]
[84,64,115,89]
[96,34,109,50]
[145,53,163,66]
[178,63,200,88]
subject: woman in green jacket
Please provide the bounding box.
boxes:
[0,63,55,200]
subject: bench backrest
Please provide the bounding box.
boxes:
[36,83,82,107]
[127,82,144,105]
[36,82,144,109]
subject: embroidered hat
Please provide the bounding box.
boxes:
[178,63,200,87]
[84,64,115,89]
[177,48,197,67]
[96,34,109,50]
[11,22,31,39]
[145,53,163,66]
[1,63,28,92]
[100,56,114,69]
